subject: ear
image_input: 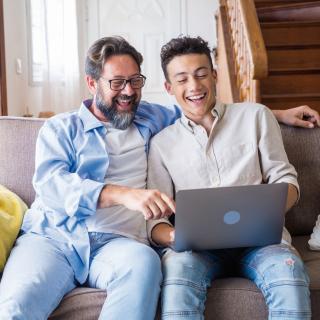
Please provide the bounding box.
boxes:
[86,75,98,95]
[164,81,174,95]
[212,69,217,80]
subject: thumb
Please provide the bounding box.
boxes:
[169,229,175,242]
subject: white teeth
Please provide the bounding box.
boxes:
[188,94,205,100]
[118,99,131,103]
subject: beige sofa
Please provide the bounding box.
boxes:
[0,116,320,319]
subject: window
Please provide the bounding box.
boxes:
[26,0,78,86]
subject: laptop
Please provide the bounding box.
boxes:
[173,183,288,252]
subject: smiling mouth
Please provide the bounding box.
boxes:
[186,93,206,102]
[115,96,135,111]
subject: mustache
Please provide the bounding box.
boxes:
[114,94,138,103]
[96,90,139,130]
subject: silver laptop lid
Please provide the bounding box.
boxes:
[174,183,288,252]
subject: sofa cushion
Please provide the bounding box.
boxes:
[49,236,320,320]
[0,185,27,272]
[293,236,320,291]
[0,117,45,207]
[49,278,268,320]
[49,287,106,320]
[280,125,320,236]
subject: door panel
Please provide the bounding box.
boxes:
[87,0,183,106]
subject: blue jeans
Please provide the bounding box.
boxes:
[0,232,162,320]
[159,244,311,319]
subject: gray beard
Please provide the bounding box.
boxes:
[96,91,138,130]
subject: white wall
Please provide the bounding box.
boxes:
[183,0,219,50]
[4,0,219,116]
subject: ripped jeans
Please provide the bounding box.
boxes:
[159,244,311,319]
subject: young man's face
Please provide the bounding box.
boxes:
[164,53,216,123]
[89,54,143,129]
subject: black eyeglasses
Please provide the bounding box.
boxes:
[100,75,146,91]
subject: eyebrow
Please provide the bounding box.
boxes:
[173,66,209,78]
[111,73,141,79]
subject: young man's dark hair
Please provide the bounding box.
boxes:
[85,36,143,80]
[160,36,213,81]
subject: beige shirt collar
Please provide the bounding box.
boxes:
[180,101,226,133]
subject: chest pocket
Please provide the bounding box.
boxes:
[216,143,261,182]
[167,144,208,190]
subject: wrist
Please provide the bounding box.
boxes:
[113,185,131,206]
[98,184,131,208]
[272,109,284,123]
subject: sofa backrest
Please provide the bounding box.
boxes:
[280,124,320,236]
[0,117,319,236]
[0,117,45,207]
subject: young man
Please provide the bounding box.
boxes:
[147,36,311,319]
[0,36,177,320]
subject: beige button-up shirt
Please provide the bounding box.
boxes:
[147,102,299,244]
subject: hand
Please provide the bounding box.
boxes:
[120,188,175,220]
[274,105,320,128]
[98,185,175,220]
[151,223,175,247]
[169,228,175,247]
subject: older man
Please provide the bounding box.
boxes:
[0,36,177,320]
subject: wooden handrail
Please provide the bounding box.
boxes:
[221,0,268,102]
[238,0,268,79]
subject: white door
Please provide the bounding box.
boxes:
[86,0,185,106]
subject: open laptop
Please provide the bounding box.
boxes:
[173,183,288,252]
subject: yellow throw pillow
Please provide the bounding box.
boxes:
[0,185,27,272]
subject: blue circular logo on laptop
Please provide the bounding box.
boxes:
[224,211,241,225]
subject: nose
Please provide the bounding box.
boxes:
[121,81,135,95]
[189,76,202,91]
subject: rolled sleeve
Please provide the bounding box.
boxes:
[258,107,300,199]
[147,137,175,245]
[33,121,105,219]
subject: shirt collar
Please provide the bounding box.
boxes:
[78,99,105,132]
[180,101,226,132]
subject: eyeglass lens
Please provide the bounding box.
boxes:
[110,76,145,90]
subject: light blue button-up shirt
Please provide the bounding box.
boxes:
[21,99,181,283]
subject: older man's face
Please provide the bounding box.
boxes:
[95,54,143,129]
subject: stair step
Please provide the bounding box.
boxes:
[261,93,320,111]
[267,47,320,70]
[254,0,307,9]
[261,21,320,46]
[269,68,320,75]
[261,73,320,94]
[258,2,320,22]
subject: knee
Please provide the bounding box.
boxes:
[127,246,162,283]
[259,249,309,286]
[261,253,311,314]
[162,250,209,285]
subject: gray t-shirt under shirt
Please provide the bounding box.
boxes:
[85,122,149,245]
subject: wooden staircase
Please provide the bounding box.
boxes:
[216,0,320,112]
